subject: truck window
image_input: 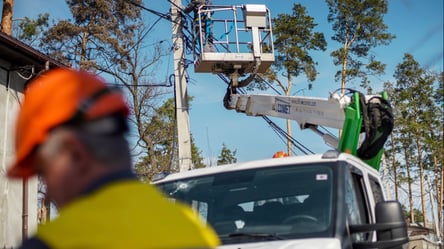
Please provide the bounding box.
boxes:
[191,200,209,224]
[155,164,335,244]
[345,170,370,242]
[369,176,384,204]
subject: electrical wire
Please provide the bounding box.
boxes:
[125,0,171,22]
[236,80,315,155]
[219,73,315,155]
[268,123,298,156]
[319,125,337,138]
[165,0,194,21]
[254,74,282,95]
[127,0,317,154]
[262,115,314,155]
[126,0,198,61]
[96,14,164,80]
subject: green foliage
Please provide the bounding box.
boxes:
[326,0,395,90]
[14,13,49,46]
[39,0,142,69]
[384,53,443,224]
[273,3,327,81]
[402,205,424,223]
[191,136,206,169]
[249,3,326,92]
[393,54,437,129]
[31,1,178,182]
[248,3,327,155]
[217,143,237,165]
[134,97,206,181]
[435,72,444,104]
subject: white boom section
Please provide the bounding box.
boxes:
[227,93,350,129]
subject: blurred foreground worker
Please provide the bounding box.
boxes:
[7,68,220,249]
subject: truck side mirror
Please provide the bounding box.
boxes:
[350,201,408,249]
[375,200,408,245]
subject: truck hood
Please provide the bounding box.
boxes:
[218,238,341,249]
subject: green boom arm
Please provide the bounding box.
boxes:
[338,92,392,170]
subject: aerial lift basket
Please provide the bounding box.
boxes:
[193,4,275,77]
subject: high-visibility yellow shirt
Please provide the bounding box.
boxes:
[35,180,220,249]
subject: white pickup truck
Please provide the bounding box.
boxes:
[153,150,408,249]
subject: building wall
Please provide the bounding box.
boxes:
[0,61,38,248]
[409,235,443,249]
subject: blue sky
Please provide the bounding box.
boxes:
[10,0,443,165]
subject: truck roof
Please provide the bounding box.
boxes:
[153,151,380,184]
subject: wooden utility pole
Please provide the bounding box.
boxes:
[1,0,14,35]
[171,0,193,171]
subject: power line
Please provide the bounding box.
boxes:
[262,115,314,155]
[165,0,195,21]
[125,0,171,21]
[97,15,165,77]
[218,73,315,155]
[126,0,197,57]
[128,0,316,155]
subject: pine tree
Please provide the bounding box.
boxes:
[326,0,395,92]
[40,0,142,70]
[37,1,179,179]
[250,3,326,155]
[14,14,49,46]
[217,143,237,165]
[134,98,205,181]
[389,53,442,226]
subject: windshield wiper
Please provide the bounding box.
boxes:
[227,232,285,240]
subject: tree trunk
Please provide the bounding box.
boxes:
[418,143,427,227]
[391,134,399,200]
[436,152,444,238]
[80,31,89,69]
[433,154,443,238]
[405,148,414,223]
[415,127,428,227]
[1,0,13,35]
[340,45,348,95]
[440,159,443,238]
[338,44,348,137]
[286,119,292,156]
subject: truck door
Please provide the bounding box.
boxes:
[344,167,373,243]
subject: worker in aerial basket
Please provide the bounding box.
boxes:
[7,68,220,249]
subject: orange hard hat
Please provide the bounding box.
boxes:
[7,68,129,178]
[272,151,289,158]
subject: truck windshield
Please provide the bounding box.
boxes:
[155,164,334,244]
